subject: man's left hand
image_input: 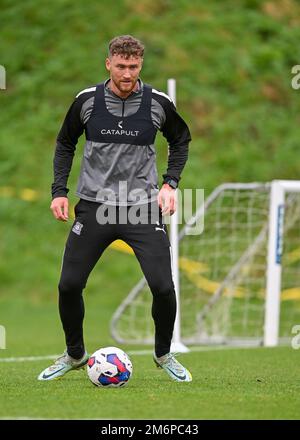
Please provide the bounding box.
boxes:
[157,184,176,215]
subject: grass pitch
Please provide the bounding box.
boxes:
[1,299,300,420]
[1,344,299,420]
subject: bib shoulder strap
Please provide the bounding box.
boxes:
[140,84,153,111]
[93,82,106,114]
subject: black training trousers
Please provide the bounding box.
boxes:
[58,199,176,359]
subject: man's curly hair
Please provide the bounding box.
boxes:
[108,35,144,59]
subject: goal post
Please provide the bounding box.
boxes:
[264,180,300,346]
[167,78,189,353]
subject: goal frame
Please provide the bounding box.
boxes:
[110,180,300,347]
[264,180,300,346]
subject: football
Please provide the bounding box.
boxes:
[87,346,133,387]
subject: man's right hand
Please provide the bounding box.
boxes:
[50,197,69,222]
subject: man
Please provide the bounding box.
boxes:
[38,35,192,382]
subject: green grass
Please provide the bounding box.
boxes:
[1,300,300,419]
[1,347,300,419]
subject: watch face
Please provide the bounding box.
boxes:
[167,179,177,189]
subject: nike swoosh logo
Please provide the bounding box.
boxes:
[41,366,66,379]
[166,367,187,381]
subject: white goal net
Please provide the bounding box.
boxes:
[110,182,300,346]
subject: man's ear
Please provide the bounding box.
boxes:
[105,57,111,72]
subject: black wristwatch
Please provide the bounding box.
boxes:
[163,178,178,189]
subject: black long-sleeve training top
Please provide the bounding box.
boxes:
[51,78,191,206]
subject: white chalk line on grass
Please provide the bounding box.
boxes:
[0,354,59,363]
[0,345,258,363]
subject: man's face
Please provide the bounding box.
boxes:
[105,54,143,97]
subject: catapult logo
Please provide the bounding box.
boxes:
[101,120,139,137]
